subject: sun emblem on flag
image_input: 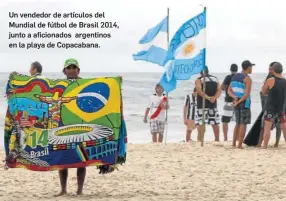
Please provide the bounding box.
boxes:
[183,42,195,56]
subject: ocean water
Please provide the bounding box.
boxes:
[0,72,272,147]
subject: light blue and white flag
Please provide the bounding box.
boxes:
[132,17,168,66]
[160,9,207,92]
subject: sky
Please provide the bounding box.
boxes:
[0,0,285,73]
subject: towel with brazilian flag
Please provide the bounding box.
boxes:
[4,73,127,172]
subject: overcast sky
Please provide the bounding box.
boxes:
[0,0,285,73]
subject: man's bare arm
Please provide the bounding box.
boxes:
[262,77,275,95]
[195,79,210,100]
[214,83,222,99]
[144,108,150,122]
[221,84,227,91]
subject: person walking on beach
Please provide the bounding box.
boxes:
[183,88,198,142]
[257,62,286,147]
[144,84,168,143]
[261,62,286,149]
[57,58,86,196]
[221,64,238,141]
[228,60,253,149]
[195,67,222,142]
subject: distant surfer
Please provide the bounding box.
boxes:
[257,62,286,147]
[144,84,168,143]
[228,60,254,149]
[195,67,222,142]
[261,62,286,149]
[221,64,238,141]
[183,88,198,142]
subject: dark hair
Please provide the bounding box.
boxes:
[273,62,283,74]
[31,61,42,73]
[201,66,209,76]
[230,64,238,72]
[155,83,163,89]
[270,62,277,67]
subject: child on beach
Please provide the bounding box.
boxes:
[144,84,168,143]
[183,88,198,142]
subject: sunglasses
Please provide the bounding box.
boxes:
[66,65,78,70]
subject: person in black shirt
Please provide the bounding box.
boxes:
[261,62,286,149]
[257,61,286,147]
[221,64,238,141]
[195,66,222,142]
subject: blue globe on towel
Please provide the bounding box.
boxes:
[76,83,110,113]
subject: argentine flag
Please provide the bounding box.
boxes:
[160,9,206,92]
[132,17,168,66]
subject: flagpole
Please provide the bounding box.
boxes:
[201,6,207,147]
[164,7,170,145]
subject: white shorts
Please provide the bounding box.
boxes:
[221,102,235,123]
[195,108,220,125]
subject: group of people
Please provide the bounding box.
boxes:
[144,60,286,149]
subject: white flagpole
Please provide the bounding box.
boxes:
[164,7,170,145]
[201,6,207,147]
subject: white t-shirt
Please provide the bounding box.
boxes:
[147,94,167,122]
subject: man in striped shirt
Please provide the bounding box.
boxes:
[183,88,198,142]
[228,60,254,149]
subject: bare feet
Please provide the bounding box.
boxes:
[237,146,244,149]
[55,191,67,197]
[274,144,279,148]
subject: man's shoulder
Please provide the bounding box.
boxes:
[225,74,232,79]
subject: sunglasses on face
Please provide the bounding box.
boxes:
[66,65,78,70]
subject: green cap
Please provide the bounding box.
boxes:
[64,58,79,68]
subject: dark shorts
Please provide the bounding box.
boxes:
[235,108,251,125]
[263,111,285,130]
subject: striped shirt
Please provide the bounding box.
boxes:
[231,73,251,109]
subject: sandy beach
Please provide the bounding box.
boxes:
[1,142,286,201]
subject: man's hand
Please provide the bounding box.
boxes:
[143,117,148,123]
[233,97,239,107]
[209,97,216,103]
[184,119,188,126]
